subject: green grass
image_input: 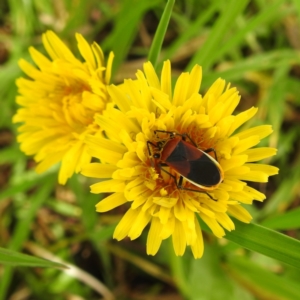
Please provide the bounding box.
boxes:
[1,0,300,299]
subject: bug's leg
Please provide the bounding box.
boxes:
[204,148,218,162]
[177,175,217,201]
[176,132,198,147]
[158,163,178,183]
[154,130,175,139]
[189,188,217,201]
[147,141,157,156]
[177,132,218,162]
[147,141,159,167]
[159,165,217,201]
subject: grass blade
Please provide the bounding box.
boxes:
[203,0,287,69]
[188,246,253,300]
[162,1,220,62]
[261,207,300,230]
[225,220,300,269]
[201,50,300,88]
[187,0,249,71]
[102,0,160,77]
[0,174,56,299]
[226,257,300,300]
[148,0,175,68]
[0,247,66,268]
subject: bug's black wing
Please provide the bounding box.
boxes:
[187,156,221,187]
[164,140,221,187]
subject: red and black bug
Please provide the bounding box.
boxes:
[147,130,224,200]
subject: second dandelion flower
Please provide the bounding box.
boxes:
[13,31,114,185]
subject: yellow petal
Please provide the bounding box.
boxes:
[105,51,114,84]
[233,125,273,140]
[160,216,175,239]
[96,193,127,212]
[90,179,125,193]
[186,64,202,99]
[200,212,225,238]
[190,220,204,259]
[107,84,131,113]
[221,155,248,172]
[76,33,96,70]
[232,136,261,155]
[243,186,266,202]
[29,46,51,70]
[229,191,254,204]
[235,171,269,182]
[59,141,85,184]
[227,204,252,223]
[215,212,235,231]
[203,78,226,109]
[147,218,163,256]
[172,72,190,106]
[158,207,171,224]
[245,163,279,176]
[128,210,151,240]
[81,163,117,178]
[161,60,172,99]
[114,208,139,240]
[172,219,186,256]
[228,107,258,136]
[245,147,277,162]
[153,196,178,208]
[143,61,160,89]
[174,199,186,221]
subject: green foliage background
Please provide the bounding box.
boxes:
[1,0,300,299]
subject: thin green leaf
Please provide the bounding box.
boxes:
[226,257,300,300]
[69,175,99,231]
[292,0,300,18]
[188,245,254,300]
[0,247,66,268]
[261,64,290,146]
[187,0,249,71]
[259,163,300,218]
[162,1,220,62]
[225,220,300,269]
[70,175,115,287]
[102,0,160,77]
[148,0,175,68]
[0,174,56,299]
[0,171,55,201]
[169,241,190,299]
[261,207,300,230]
[203,0,288,69]
[201,50,300,88]
[198,216,300,269]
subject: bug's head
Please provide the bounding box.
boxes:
[156,141,165,150]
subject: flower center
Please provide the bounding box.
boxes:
[147,129,222,196]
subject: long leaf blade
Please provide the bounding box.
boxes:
[226,257,300,300]
[0,247,66,268]
[261,207,300,230]
[187,0,249,71]
[225,220,300,269]
[148,0,175,67]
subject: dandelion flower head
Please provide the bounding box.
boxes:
[13,31,114,184]
[82,60,278,258]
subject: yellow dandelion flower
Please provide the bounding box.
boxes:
[81,60,278,258]
[13,31,114,184]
